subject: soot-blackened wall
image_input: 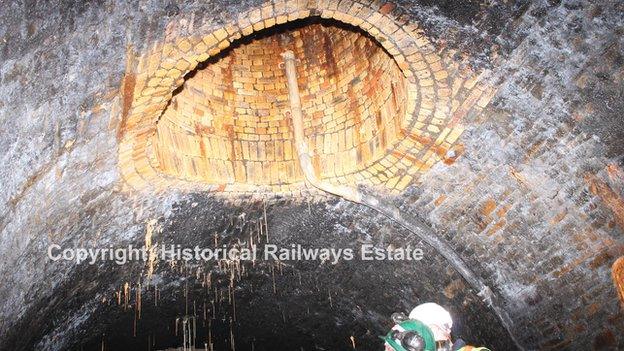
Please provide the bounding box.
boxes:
[0,0,623,350]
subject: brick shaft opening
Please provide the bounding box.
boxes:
[118,2,485,196]
[150,19,408,187]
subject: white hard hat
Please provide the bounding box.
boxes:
[408,303,452,341]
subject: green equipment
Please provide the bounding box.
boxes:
[382,319,437,351]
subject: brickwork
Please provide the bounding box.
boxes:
[116,0,491,196]
[151,22,407,187]
[2,0,623,350]
[391,3,624,347]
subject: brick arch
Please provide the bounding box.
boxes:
[117,0,481,196]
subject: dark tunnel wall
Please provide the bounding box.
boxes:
[4,197,512,350]
[0,0,623,350]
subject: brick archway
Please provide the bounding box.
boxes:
[117,0,493,196]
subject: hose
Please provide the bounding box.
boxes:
[280,50,524,350]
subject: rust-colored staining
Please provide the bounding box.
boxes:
[379,3,396,15]
[475,198,499,231]
[442,144,464,165]
[194,123,215,135]
[487,219,506,236]
[613,257,624,306]
[525,140,546,160]
[496,204,511,218]
[376,111,387,149]
[434,194,447,206]
[198,138,207,158]
[550,209,568,224]
[481,198,497,217]
[586,302,601,317]
[585,174,624,230]
[588,250,613,270]
[552,250,595,279]
[607,163,623,183]
[509,167,528,187]
[391,150,427,170]
[321,30,338,78]
[117,72,136,140]
[400,129,449,159]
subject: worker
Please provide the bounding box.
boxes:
[383,303,491,351]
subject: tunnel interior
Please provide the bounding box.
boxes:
[65,19,512,350]
[2,0,624,350]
